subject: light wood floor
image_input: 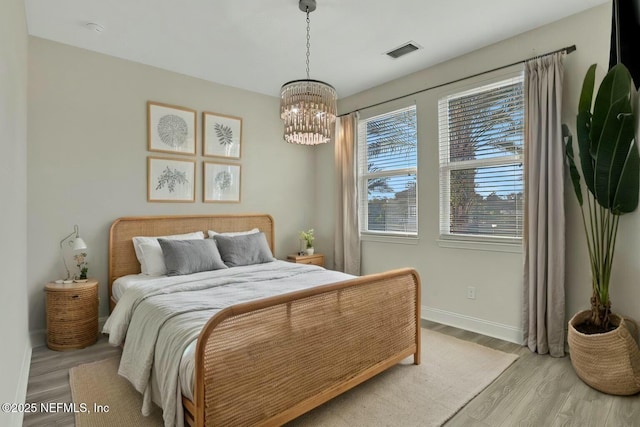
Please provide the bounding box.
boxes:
[23,321,640,426]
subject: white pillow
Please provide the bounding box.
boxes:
[132,231,204,275]
[207,228,259,238]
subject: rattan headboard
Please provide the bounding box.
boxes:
[108,214,275,302]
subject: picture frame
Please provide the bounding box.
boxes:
[148,101,196,155]
[147,156,196,202]
[203,112,242,159]
[203,161,241,203]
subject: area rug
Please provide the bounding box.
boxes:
[69,357,164,427]
[69,329,518,427]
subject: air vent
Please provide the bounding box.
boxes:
[386,42,420,59]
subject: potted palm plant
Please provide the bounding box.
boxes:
[563,63,640,395]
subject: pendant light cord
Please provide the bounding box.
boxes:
[305,8,311,79]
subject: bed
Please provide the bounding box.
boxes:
[106,214,421,427]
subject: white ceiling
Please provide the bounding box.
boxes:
[24,0,608,98]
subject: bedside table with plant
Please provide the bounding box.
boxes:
[291,228,324,266]
[46,224,97,350]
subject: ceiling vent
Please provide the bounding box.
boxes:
[385,42,421,59]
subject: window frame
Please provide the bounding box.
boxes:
[437,72,525,246]
[358,104,418,239]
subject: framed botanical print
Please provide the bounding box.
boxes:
[203,112,242,159]
[203,161,241,203]
[148,101,196,155]
[147,156,196,202]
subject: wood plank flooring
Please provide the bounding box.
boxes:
[23,336,121,427]
[22,322,640,426]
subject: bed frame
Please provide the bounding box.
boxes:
[109,214,421,426]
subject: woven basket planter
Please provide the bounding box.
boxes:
[568,310,640,395]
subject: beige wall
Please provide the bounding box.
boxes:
[317,4,628,342]
[27,38,317,339]
[0,0,30,425]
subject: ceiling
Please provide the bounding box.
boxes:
[24,0,608,98]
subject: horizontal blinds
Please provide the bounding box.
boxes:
[438,75,524,239]
[443,165,523,237]
[358,106,417,174]
[358,106,417,235]
[365,174,417,234]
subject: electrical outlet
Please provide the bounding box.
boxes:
[467,286,476,299]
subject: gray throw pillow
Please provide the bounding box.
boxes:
[213,232,276,267]
[158,238,228,276]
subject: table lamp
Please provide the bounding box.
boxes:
[59,225,87,280]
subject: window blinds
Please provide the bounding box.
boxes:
[358,106,417,235]
[438,76,524,239]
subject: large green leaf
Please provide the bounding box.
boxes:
[563,125,583,206]
[591,64,633,156]
[578,64,597,112]
[577,65,596,196]
[611,118,639,214]
[592,65,635,210]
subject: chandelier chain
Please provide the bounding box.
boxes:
[305,8,310,79]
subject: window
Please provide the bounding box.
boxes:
[438,75,524,241]
[358,106,417,236]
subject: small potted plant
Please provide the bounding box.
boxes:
[74,252,89,281]
[299,229,315,255]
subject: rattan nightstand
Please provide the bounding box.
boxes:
[286,253,325,267]
[45,279,99,351]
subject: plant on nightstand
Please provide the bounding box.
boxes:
[74,252,89,280]
[299,229,315,255]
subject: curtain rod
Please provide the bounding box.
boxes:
[340,44,577,117]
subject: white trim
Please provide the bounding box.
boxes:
[30,316,109,349]
[423,305,524,344]
[30,329,45,349]
[437,238,522,253]
[361,233,419,245]
[8,344,32,427]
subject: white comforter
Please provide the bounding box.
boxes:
[102,261,353,427]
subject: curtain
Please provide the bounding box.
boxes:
[522,52,565,357]
[334,112,361,275]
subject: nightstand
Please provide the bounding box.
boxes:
[45,279,99,351]
[287,253,325,267]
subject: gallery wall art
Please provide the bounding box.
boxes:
[203,161,241,203]
[147,156,196,202]
[203,112,242,159]
[148,101,196,155]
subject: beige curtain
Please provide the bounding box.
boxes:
[334,113,361,275]
[523,52,565,357]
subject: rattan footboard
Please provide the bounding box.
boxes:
[187,268,421,426]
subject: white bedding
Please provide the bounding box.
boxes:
[112,274,159,301]
[103,261,354,427]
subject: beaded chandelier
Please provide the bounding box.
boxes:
[280,0,337,145]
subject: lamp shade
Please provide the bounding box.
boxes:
[72,237,87,251]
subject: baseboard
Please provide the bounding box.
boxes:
[29,328,45,349]
[30,316,109,349]
[8,344,32,427]
[423,306,524,344]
